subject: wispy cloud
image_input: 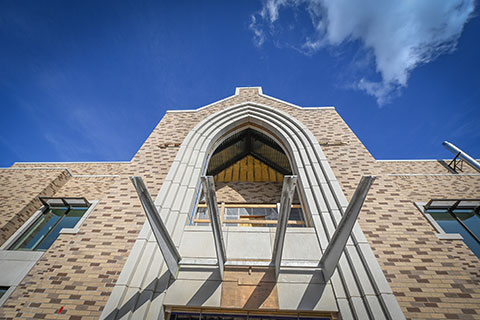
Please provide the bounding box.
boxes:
[250,0,475,105]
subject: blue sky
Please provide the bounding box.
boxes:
[0,0,478,167]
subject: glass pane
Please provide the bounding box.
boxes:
[238,207,249,217]
[64,198,89,207]
[457,200,480,209]
[220,205,305,227]
[67,207,89,218]
[250,208,266,217]
[225,208,238,220]
[454,210,480,235]
[10,208,65,250]
[36,208,87,251]
[265,208,278,220]
[43,198,65,207]
[0,286,8,299]
[196,207,209,220]
[428,200,457,209]
[430,210,480,258]
[453,210,480,258]
[429,211,461,233]
[289,207,304,221]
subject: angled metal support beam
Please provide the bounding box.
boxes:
[130,176,181,278]
[250,151,292,176]
[272,175,297,278]
[443,141,480,173]
[212,131,248,154]
[319,176,375,282]
[201,176,227,279]
[208,151,249,176]
[250,130,285,153]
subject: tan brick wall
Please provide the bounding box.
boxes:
[0,169,70,246]
[0,175,146,319]
[378,159,479,175]
[323,144,480,318]
[1,149,179,319]
[1,88,479,319]
[53,177,121,200]
[215,182,283,203]
[11,162,129,176]
[390,175,480,201]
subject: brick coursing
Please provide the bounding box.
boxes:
[377,159,479,175]
[11,162,129,176]
[0,169,71,246]
[0,88,479,319]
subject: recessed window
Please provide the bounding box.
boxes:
[194,203,305,227]
[169,311,331,320]
[9,197,90,251]
[0,287,8,300]
[208,129,292,183]
[423,199,480,258]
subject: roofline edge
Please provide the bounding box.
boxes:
[13,161,131,164]
[166,86,335,113]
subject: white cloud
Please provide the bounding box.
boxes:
[249,15,266,47]
[250,0,475,105]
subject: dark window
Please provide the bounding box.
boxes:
[170,312,331,320]
[207,129,292,183]
[10,207,89,251]
[194,204,305,227]
[427,208,480,258]
[0,287,8,299]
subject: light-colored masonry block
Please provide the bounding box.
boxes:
[104,94,404,320]
[6,88,447,320]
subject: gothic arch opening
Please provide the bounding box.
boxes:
[195,127,306,227]
[208,128,292,183]
[104,101,403,320]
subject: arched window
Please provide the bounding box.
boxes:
[115,101,402,320]
[194,128,306,227]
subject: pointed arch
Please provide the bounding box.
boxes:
[152,102,402,318]
[103,101,404,320]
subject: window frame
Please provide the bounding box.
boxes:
[0,286,13,307]
[415,202,464,240]
[193,202,306,227]
[0,200,98,251]
[166,308,334,320]
[0,199,98,307]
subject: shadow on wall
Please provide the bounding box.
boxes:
[437,159,458,174]
[103,267,327,319]
[102,271,172,320]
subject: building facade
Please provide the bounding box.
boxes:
[0,87,479,320]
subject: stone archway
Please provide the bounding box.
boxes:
[103,102,403,320]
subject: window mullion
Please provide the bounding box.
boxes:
[449,209,480,245]
[473,209,480,218]
[33,207,70,251]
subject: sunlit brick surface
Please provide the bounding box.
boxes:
[11,162,129,176]
[0,169,70,246]
[0,87,478,319]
